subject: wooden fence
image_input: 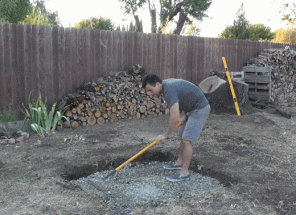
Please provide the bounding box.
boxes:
[0,22,295,112]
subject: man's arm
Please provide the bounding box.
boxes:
[156,102,184,142]
[164,102,182,137]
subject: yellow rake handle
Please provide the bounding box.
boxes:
[222,57,241,116]
[115,124,181,172]
[115,139,159,171]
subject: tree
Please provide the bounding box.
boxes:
[74,17,115,30]
[20,0,60,26]
[147,0,157,33]
[247,24,275,41]
[119,0,145,32]
[158,0,211,35]
[184,20,200,36]
[218,5,274,41]
[272,27,296,44]
[0,0,31,24]
[218,4,250,40]
[119,0,211,35]
[278,0,296,27]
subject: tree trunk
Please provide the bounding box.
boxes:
[199,75,250,114]
[150,9,157,33]
[134,15,143,33]
[174,10,187,35]
[158,2,182,34]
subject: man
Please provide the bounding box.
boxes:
[142,74,210,182]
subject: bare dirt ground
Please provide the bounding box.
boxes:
[1,106,296,215]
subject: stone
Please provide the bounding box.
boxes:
[0,139,8,145]
[8,138,16,144]
[16,135,28,143]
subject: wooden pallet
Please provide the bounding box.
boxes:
[242,66,271,102]
[230,71,244,81]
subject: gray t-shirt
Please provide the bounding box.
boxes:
[162,78,209,113]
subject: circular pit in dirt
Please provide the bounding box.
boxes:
[61,151,239,215]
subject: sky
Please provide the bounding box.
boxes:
[44,0,292,38]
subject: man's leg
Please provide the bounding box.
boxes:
[176,140,185,165]
[176,105,210,173]
[166,139,192,182]
[180,139,192,176]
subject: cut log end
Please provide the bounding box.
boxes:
[71,121,79,129]
[87,116,97,125]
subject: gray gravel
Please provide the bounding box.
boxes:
[71,161,222,214]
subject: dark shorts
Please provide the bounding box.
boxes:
[179,104,210,144]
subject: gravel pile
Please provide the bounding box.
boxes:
[71,161,222,214]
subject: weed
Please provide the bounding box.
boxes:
[21,93,69,137]
[8,159,23,167]
[0,107,18,131]
[0,107,18,136]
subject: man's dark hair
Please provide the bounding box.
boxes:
[142,74,162,88]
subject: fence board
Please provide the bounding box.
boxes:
[85,29,91,81]
[98,30,106,76]
[164,34,170,79]
[117,31,123,72]
[44,26,54,104]
[196,37,204,83]
[143,33,149,72]
[4,23,11,107]
[186,36,193,81]
[177,36,186,79]
[0,24,4,110]
[40,26,49,102]
[38,25,45,99]
[136,32,143,68]
[89,29,95,79]
[94,29,100,77]
[57,27,66,99]
[30,26,39,101]
[191,36,197,83]
[122,32,128,70]
[31,26,40,101]
[77,28,84,85]
[150,33,157,73]
[16,24,26,108]
[70,28,78,92]
[214,38,220,71]
[106,31,112,74]
[156,33,162,78]
[10,24,18,108]
[24,25,32,102]
[64,28,72,95]
[126,32,132,69]
[206,38,213,77]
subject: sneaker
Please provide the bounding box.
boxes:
[166,173,190,182]
[163,163,182,170]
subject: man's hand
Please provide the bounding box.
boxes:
[180,110,187,126]
[156,134,168,143]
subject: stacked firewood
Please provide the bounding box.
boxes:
[58,65,168,128]
[245,47,296,105]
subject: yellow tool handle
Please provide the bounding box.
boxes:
[115,139,159,171]
[222,57,241,116]
[115,124,181,172]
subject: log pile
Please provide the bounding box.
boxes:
[58,65,168,128]
[244,47,296,105]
